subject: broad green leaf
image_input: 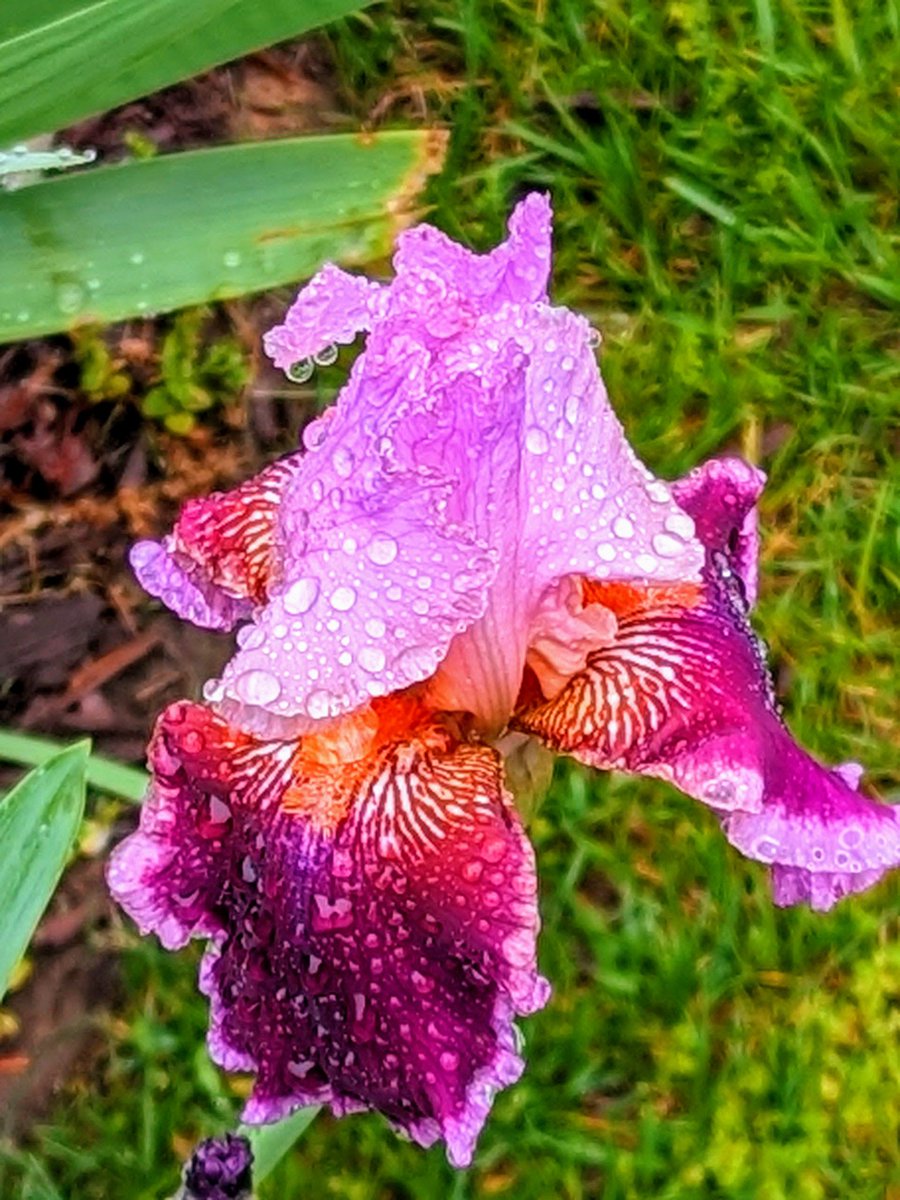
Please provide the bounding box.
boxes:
[0,741,89,999]
[0,130,446,343]
[239,1107,321,1182]
[0,0,369,146]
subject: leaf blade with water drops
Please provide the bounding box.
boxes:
[0,741,89,1000]
[0,0,370,147]
[0,131,446,343]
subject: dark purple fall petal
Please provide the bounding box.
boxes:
[108,700,548,1167]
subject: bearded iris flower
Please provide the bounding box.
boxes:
[109,195,899,1167]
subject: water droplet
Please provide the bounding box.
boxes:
[223,250,241,268]
[283,577,319,615]
[56,282,84,314]
[236,624,266,650]
[394,645,436,679]
[235,668,281,705]
[597,543,617,562]
[652,532,685,558]
[665,512,696,539]
[314,342,339,367]
[287,358,314,384]
[365,617,386,638]
[613,516,634,539]
[564,392,580,424]
[129,251,145,265]
[329,585,357,611]
[332,446,354,478]
[587,328,601,348]
[367,535,398,566]
[635,553,658,573]
[359,646,386,673]
[646,480,672,504]
[525,426,549,455]
[439,1051,459,1072]
[306,688,338,719]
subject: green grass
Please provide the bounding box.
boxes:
[2,0,898,1196]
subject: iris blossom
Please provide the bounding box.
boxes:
[109,195,899,1166]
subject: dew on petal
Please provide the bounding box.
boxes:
[329,585,357,611]
[612,516,634,539]
[525,426,550,455]
[651,532,686,558]
[234,668,281,706]
[665,511,696,539]
[365,616,387,638]
[287,358,314,384]
[282,577,320,615]
[367,535,399,566]
[306,688,339,719]
[358,646,387,673]
[333,446,354,478]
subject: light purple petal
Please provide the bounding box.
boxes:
[263,263,387,372]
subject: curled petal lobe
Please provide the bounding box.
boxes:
[672,456,765,608]
[392,191,552,316]
[130,458,299,631]
[514,572,899,910]
[108,699,548,1167]
[263,263,386,372]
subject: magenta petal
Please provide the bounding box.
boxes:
[672,456,766,607]
[515,557,899,908]
[107,701,548,1167]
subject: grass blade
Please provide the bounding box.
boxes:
[0,0,369,145]
[0,741,89,998]
[239,1107,321,1182]
[0,729,148,801]
[0,130,446,342]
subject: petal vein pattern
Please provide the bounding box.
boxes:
[515,460,900,910]
[108,700,549,1167]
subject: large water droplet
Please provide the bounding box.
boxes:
[332,446,354,478]
[367,535,398,566]
[613,515,634,539]
[394,645,436,679]
[329,585,357,611]
[358,646,386,673]
[287,358,314,384]
[314,343,339,367]
[235,668,281,705]
[282,576,319,615]
[665,512,696,539]
[365,617,386,638]
[306,688,339,720]
[525,426,549,455]
[56,282,84,314]
[652,532,685,558]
